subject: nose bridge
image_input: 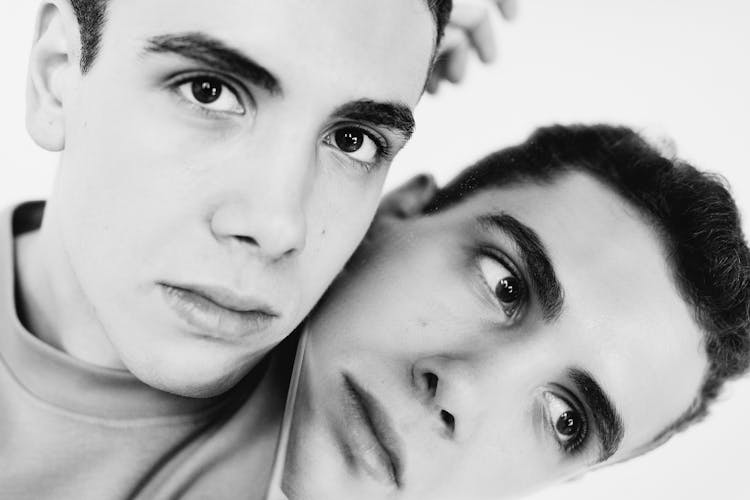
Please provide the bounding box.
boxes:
[210,130,315,259]
[255,128,313,199]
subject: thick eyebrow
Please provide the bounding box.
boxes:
[568,368,625,463]
[477,213,564,322]
[143,32,282,95]
[331,100,416,142]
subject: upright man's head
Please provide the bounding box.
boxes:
[23,0,449,397]
[285,124,750,499]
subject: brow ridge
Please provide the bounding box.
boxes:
[144,32,282,95]
[332,99,416,141]
[569,368,625,462]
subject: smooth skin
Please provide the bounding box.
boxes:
[20,0,436,398]
[283,172,707,499]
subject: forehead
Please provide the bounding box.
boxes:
[101,0,434,105]
[444,172,708,455]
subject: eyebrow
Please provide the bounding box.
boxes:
[331,100,416,142]
[143,32,282,95]
[477,213,564,322]
[568,368,625,463]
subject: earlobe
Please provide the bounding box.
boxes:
[376,173,439,220]
[26,1,81,152]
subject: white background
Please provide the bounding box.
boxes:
[1,1,749,498]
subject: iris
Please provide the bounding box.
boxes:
[192,78,223,104]
[556,410,582,436]
[334,127,365,153]
[495,277,520,304]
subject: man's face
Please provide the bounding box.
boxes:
[52,0,434,395]
[287,172,707,499]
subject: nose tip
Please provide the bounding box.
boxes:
[210,203,307,260]
[413,356,480,440]
[253,209,307,258]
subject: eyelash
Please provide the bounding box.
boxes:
[165,73,392,172]
[475,247,528,320]
[167,71,250,117]
[323,124,393,173]
[547,385,589,456]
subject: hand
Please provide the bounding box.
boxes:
[426,0,518,93]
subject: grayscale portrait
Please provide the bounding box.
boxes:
[0,1,748,499]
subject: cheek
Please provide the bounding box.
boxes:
[59,83,209,256]
[303,174,385,284]
[68,65,207,187]
[444,427,566,499]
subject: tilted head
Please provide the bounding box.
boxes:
[428,124,750,439]
[283,124,750,499]
[24,0,446,397]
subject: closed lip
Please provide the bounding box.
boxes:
[158,282,280,340]
[343,373,405,489]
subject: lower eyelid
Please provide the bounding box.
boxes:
[321,148,381,174]
[174,93,240,119]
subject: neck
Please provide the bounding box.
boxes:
[14,201,125,369]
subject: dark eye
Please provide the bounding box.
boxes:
[496,276,521,304]
[323,126,381,165]
[335,128,366,153]
[176,76,245,115]
[556,411,583,437]
[543,391,588,453]
[478,255,525,318]
[192,78,222,104]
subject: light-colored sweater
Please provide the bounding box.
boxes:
[0,202,287,499]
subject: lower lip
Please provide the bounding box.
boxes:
[159,284,275,341]
[341,376,399,488]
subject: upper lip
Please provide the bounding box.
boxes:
[160,282,280,316]
[343,373,405,488]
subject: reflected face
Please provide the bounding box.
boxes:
[287,172,707,499]
[53,0,434,395]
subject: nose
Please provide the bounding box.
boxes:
[412,355,483,441]
[210,200,307,260]
[209,148,311,261]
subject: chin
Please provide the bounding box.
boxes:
[125,347,262,399]
[158,372,243,399]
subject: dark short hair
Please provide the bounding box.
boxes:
[70,0,452,73]
[427,124,750,444]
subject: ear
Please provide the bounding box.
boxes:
[376,173,439,220]
[26,0,81,152]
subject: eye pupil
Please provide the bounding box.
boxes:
[555,410,581,436]
[334,128,364,153]
[495,277,520,304]
[192,78,222,104]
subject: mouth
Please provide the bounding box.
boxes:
[158,282,279,341]
[342,373,405,489]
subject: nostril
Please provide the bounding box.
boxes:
[233,235,259,246]
[440,409,456,435]
[424,372,438,397]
